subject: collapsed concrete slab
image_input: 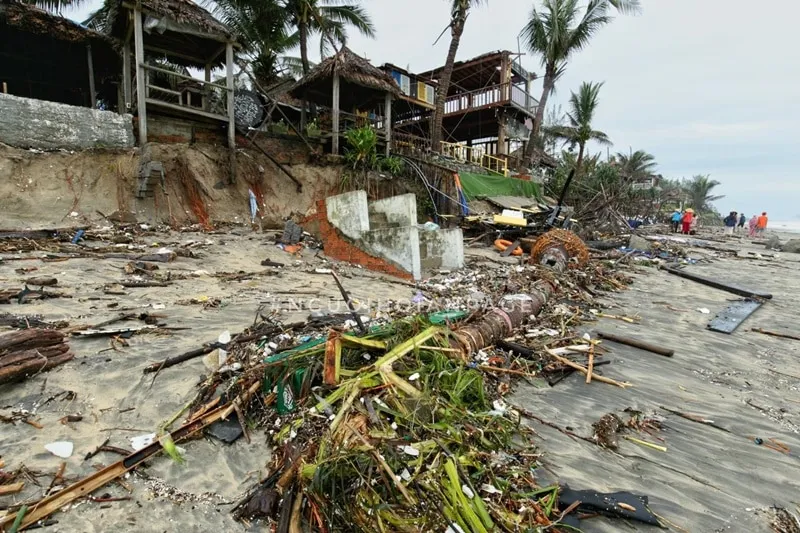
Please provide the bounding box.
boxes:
[322,190,464,280]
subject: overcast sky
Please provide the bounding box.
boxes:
[67,0,800,221]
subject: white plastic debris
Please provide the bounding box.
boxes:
[218,330,231,365]
[45,441,73,458]
[400,468,412,481]
[697,308,711,314]
[151,303,166,310]
[446,523,467,533]
[481,483,502,495]
[461,484,475,499]
[408,373,420,382]
[315,268,333,274]
[400,445,420,457]
[130,433,157,451]
[582,332,592,341]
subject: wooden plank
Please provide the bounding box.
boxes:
[0,482,24,495]
[143,44,209,65]
[332,73,340,155]
[145,98,227,122]
[133,7,147,144]
[140,63,228,90]
[665,266,773,299]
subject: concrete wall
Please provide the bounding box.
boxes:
[369,193,417,227]
[326,190,369,239]
[0,94,134,151]
[361,227,422,280]
[419,228,465,271]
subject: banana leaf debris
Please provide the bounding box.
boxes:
[0,229,675,532]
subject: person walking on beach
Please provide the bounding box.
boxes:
[738,213,746,231]
[723,211,737,236]
[757,212,769,235]
[670,209,682,233]
[681,209,694,234]
[748,214,758,237]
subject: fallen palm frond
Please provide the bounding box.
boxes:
[221,314,561,532]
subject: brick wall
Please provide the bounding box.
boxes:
[307,199,413,280]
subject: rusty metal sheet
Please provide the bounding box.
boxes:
[708,299,763,334]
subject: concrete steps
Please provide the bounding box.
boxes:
[137,160,165,199]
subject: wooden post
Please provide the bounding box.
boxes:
[226,42,236,183]
[133,7,147,145]
[384,92,392,156]
[332,73,340,155]
[203,64,211,111]
[122,41,131,111]
[86,44,96,109]
[497,113,506,156]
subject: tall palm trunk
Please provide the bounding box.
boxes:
[575,142,585,176]
[523,64,555,162]
[430,18,465,151]
[299,21,310,75]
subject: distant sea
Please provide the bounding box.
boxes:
[771,221,800,233]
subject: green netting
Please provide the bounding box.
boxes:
[458,172,541,201]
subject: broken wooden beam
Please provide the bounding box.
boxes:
[595,331,674,357]
[664,266,772,299]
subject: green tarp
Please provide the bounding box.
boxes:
[458,172,541,201]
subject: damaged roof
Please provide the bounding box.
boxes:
[0,2,116,46]
[290,47,401,106]
[136,0,231,38]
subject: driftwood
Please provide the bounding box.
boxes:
[596,331,675,357]
[0,329,73,385]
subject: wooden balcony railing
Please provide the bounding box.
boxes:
[443,83,538,117]
[440,141,508,176]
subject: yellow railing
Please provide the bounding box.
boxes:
[440,141,508,176]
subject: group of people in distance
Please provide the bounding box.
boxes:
[724,211,769,237]
[670,208,699,235]
[670,209,769,237]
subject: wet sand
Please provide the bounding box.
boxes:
[0,229,407,532]
[513,229,800,532]
[1,227,799,531]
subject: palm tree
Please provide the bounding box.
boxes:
[520,0,640,163]
[683,174,724,212]
[208,0,302,85]
[615,149,657,182]
[545,81,611,176]
[429,0,486,151]
[283,0,375,76]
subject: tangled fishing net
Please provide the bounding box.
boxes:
[530,229,589,269]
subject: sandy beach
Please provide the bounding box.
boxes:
[1,224,799,532]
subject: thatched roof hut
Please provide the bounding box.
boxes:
[96,0,234,68]
[290,47,401,110]
[0,2,120,108]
